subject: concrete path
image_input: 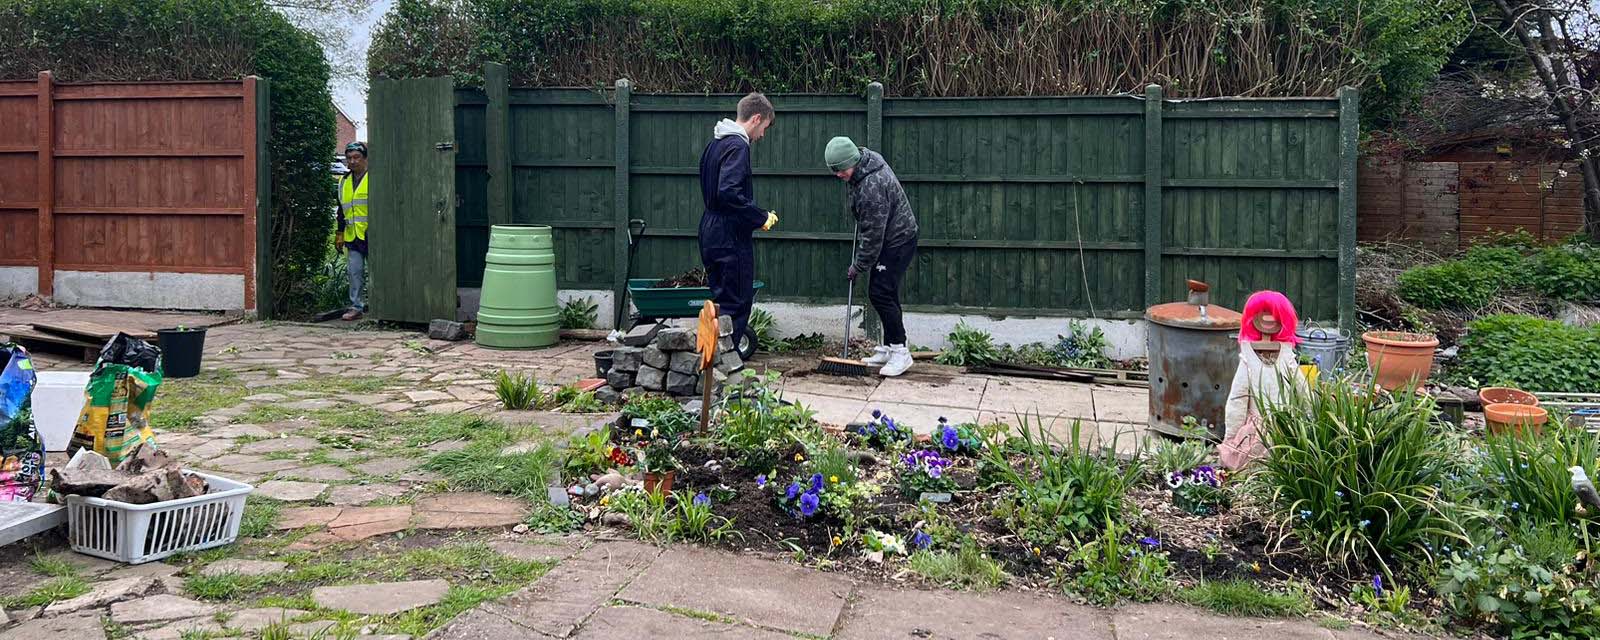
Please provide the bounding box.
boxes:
[428,541,1399,640]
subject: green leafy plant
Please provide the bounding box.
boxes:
[718,399,815,470]
[563,426,628,480]
[1478,429,1600,531]
[494,370,543,410]
[1149,438,1212,475]
[622,395,694,437]
[1065,522,1170,605]
[1254,378,1466,574]
[524,500,585,534]
[1528,244,1600,303]
[935,322,1002,367]
[548,386,605,413]
[1180,580,1312,617]
[1351,574,1412,619]
[907,537,1005,590]
[607,488,674,542]
[982,417,1145,544]
[671,492,739,542]
[1458,315,1600,393]
[1397,260,1505,311]
[558,297,599,330]
[1047,322,1112,369]
[1437,529,1600,639]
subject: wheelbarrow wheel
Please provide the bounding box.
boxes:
[735,326,758,361]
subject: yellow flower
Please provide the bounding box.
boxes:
[832,536,842,546]
[1250,562,1262,573]
[599,496,610,506]
[634,429,643,437]
[1032,547,1041,556]
[794,453,805,462]
[829,475,839,484]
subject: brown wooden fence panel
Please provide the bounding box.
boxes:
[1357,158,1585,252]
[0,74,261,310]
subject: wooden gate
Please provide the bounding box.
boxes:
[368,77,457,324]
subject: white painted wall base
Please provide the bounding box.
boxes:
[52,271,245,311]
[457,287,618,330]
[755,301,1149,360]
[0,267,39,299]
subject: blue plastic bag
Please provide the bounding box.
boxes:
[0,343,44,502]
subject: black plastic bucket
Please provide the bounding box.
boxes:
[157,327,207,378]
[594,349,615,377]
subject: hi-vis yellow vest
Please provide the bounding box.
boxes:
[340,173,369,242]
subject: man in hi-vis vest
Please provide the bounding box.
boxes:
[336,141,370,320]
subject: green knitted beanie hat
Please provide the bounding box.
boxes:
[824,136,861,171]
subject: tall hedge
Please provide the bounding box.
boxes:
[0,0,334,317]
[369,0,1471,125]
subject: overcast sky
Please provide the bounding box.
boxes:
[332,0,392,139]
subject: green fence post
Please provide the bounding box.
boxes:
[614,79,632,331]
[1337,86,1359,336]
[1143,84,1163,309]
[861,82,885,340]
[253,78,273,319]
[485,62,511,227]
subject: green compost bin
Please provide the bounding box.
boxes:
[476,225,560,349]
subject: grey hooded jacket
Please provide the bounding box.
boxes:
[846,148,918,271]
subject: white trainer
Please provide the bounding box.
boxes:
[863,345,892,366]
[879,345,913,377]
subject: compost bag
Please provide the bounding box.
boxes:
[68,334,163,466]
[1,343,45,502]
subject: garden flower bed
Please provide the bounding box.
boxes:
[554,371,1600,637]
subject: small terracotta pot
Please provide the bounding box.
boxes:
[1478,386,1538,408]
[1362,331,1439,391]
[642,470,676,495]
[1484,403,1548,436]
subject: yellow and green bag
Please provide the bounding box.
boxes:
[68,333,163,466]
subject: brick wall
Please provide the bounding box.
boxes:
[1358,158,1586,252]
[335,107,357,156]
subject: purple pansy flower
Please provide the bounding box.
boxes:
[1372,574,1384,596]
[692,492,710,507]
[756,475,767,488]
[810,473,825,493]
[1138,537,1161,549]
[785,482,800,500]
[799,492,820,517]
[940,425,960,450]
[911,531,932,550]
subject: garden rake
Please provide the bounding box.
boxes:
[816,227,874,377]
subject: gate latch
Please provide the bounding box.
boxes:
[434,141,455,151]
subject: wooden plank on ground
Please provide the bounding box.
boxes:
[32,320,154,343]
[8,326,98,362]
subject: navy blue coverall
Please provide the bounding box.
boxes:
[697,134,767,343]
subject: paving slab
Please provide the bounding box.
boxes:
[201,456,303,475]
[256,480,328,502]
[0,613,104,640]
[313,579,450,615]
[209,424,275,439]
[486,410,616,433]
[869,375,988,409]
[426,607,547,640]
[779,376,879,401]
[1092,385,1148,424]
[405,390,453,403]
[414,492,527,529]
[110,594,220,624]
[1112,603,1348,640]
[854,402,979,435]
[290,465,358,482]
[100,561,181,580]
[0,501,65,547]
[356,457,418,476]
[284,398,343,411]
[220,607,311,631]
[238,436,321,455]
[184,439,234,460]
[243,393,289,402]
[836,587,1113,639]
[46,576,157,614]
[617,547,851,637]
[328,506,414,541]
[978,378,1095,420]
[326,483,409,506]
[482,540,660,638]
[202,559,289,577]
[487,536,587,564]
[132,617,223,640]
[276,506,344,530]
[781,392,867,428]
[424,401,477,415]
[376,401,418,413]
[575,604,795,639]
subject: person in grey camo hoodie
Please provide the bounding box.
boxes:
[824,136,920,376]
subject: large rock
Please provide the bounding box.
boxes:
[696,368,729,395]
[637,366,667,392]
[621,323,661,347]
[655,328,695,352]
[718,314,734,337]
[611,347,644,372]
[715,350,743,374]
[606,369,634,390]
[594,386,622,405]
[428,319,469,341]
[717,335,734,354]
[668,351,700,375]
[641,345,669,370]
[666,371,698,396]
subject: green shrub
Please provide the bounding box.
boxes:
[907,538,1006,591]
[558,297,598,330]
[1396,260,1504,310]
[1478,429,1600,530]
[982,418,1144,545]
[0,0,336,317]
[936,322,1002,367]
[1437,527,1600,639]
[1065,521,1171,605]
[494,370,542,410]
[1255,379,1465,574]
[1180,580,1313,617]
[1458,315,1600,393]
[1528,245,1600,303]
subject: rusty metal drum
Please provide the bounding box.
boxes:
[1146,280,1242,441]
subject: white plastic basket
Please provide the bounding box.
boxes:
[65,471,254,564]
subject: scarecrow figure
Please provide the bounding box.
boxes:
[1220,291,1308,470]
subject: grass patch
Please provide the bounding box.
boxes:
[423,420,559,502]
[240,498,284,538]
[906,541,1006,591]
[30,554,81,578]
[151,369,248,430]
[1179,580,1313,618]
[1317,616,1353,630]
[655,604,738,625]
[186,543,552,606]
[273,376,396,396]
[2,576,91,608]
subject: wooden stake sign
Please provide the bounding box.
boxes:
[696,300,719,432]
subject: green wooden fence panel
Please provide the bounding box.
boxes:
[440,81,1355,326]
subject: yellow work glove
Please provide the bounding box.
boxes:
[762,211,779,231]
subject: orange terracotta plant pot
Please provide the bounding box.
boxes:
[1484,403,1548,436]
[1478,386,1538,408]
[1362,331,1439,391]
[642,470,676,495]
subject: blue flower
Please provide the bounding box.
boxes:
[928,466,943,479]
[1138,537,1161,549]
[1511,502,1520,510]
[872,409,882,419]
[756,475,767,488]
[1358,520,1371,529]
[799,492,819,517]
[785,482,800,500]
[1372,574,1384,596]
[911,531,932,550]
[940,425,960,451]
[1300,510,1313,520]
[810,473,825,493]
[1335,490,1344,498]
[692,492,710,507]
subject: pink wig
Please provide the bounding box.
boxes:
[1238,290,1299,344]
